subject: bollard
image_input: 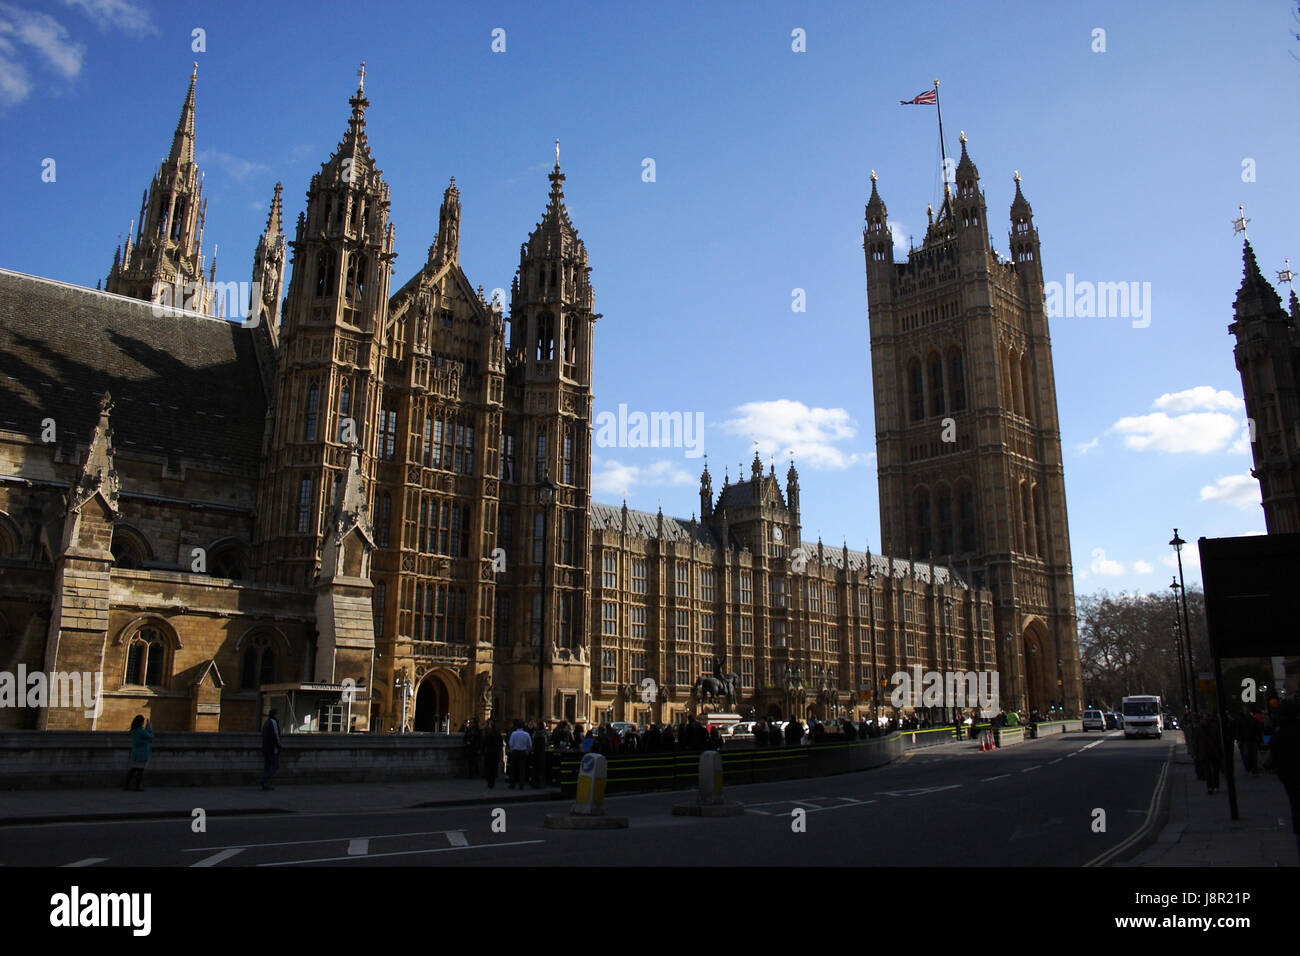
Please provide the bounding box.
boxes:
[545,753,628,829]
[672,750,745,817]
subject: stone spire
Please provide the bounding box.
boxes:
[431,177,461,266]
[70,393,121,518]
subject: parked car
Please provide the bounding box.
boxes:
[1103,713,1119,730]
[1082,709,1107,731]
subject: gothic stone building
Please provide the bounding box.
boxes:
[0,68,1071,734]
[863,134,1083,715]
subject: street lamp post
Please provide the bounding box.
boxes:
[943,596,954,724]
[395,670,411,733]
[1171,576,1189,709]
[865,546,879,726]
[1169,529,1197,708]
[537,474,557,725]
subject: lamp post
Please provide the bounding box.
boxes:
[1003,633,1018,714]
[537,474,557,725]
[1170,576,1189,709]
[1169,529,1197,708]
[865,545,879,725]
[943,596,954,724]
[395,670,411,733]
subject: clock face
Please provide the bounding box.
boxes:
[773,526,784,543]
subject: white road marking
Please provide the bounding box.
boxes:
[347,839,369,856]
[1049,758,1063,765]
[63,858,107,867]
[191,848,245,868]
[446,831,468,847]
[1021,765,1041,773]
[184,829,464,853]
[257,839,545,866]
[981,774,1010,782]
[876,784,962,797]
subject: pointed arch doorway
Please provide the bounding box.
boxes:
[413,673,450,732]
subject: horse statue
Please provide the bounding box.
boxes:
[693,658,742,710]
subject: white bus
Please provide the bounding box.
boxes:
[1121,695,1163,739]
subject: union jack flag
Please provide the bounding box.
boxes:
[900,88,937,105]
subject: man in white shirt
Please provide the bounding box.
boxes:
[507,719,532,789]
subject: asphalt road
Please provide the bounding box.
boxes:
[1,731,1173,867]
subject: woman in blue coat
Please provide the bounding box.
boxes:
[124,715,153,791]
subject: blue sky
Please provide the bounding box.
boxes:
[2,0,1298,599]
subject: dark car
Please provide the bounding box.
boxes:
[1104,713,1118,730]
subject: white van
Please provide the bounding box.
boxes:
[1121,695,1162,739]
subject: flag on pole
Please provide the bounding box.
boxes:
[900,89,937,105]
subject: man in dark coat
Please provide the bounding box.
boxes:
[462,717,482,778]
[786,719,804,746]
[530,720,548,787]
[1267,700,1300,856]
[753,719,768,747]
[481,718,504,789]
[660,722,675,751]
[261,709,281,790]
[769,720,783,746]
[645,723,662,753]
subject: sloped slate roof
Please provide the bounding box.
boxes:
[0,269,266,474]
[590,501,718,548]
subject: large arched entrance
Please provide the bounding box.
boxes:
[1022,620,1052,717]
[413,673,450,732]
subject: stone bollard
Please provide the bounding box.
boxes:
[672,750,745,817]
[545,752,628,829]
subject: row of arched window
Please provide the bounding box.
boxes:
[911,482,978,559]
[906,347,967,422]
[119,622,285,692]
[1002,345,1035,421]
[313,249,369,300]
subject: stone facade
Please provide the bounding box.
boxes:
[0,68,1081,735]
[863,136,1082,715]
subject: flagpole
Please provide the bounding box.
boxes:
[934,78,950,197]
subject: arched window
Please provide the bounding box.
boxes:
[928,354,946,417]
[124,625,168,687]
[536,313,555,362]
[958,482,977,553]
[304,381,319,441]
[209,539,248,579]
[337,381,351,440]
[0,512,21,558]
[1008,349,1023,417]
[355,254,368,297]
[1020,353,1033,423]
[914,488,932,558]
[240,633,277,690]
[948,347,967,412]
[1019,480,1033,555]
[171,198,186,242]
[110,526,152,570]
[1033,484,1047,558]
[937,485,954,555]
[379,493,392,548]
[908,359,924,422]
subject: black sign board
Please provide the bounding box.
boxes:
[1199,533,1300,658]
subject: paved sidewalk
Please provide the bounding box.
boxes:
[0,776,559,826]
[1127,742,1297,867]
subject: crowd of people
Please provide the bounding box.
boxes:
[1180,701,1299,853]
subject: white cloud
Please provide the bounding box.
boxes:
[1161,548,1201,571]
[198,149,273,184]
[1089,547,1125,576]
[1229,420,1253,455]
[1200,473,1260,510]
[1152,386,1243,414]
[591,459,693,499]
[720,399,865,470]
[1075,436,1100,455]
[62,0,154,36]
[1132,560,1154,574]
[0,5,84,105]
[888,221,909,252]
[1110,411,1240,453]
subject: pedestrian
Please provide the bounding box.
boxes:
[708,725,723,751]
[481,717,504,789]
[261,708,281,790]
[124,714,152,791]
[769,719,783,747]
[1266,700,1300,857]
[462,716,482,778]
[507,719,531,789]
[531,720,548,787]
[660,722,675,752]
[581,728,595,752]
[785,718,803,746]
[753,718,767,748]
[645,722,662,753]
[1235,706,1261,775]
[1199,712,1223,795]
